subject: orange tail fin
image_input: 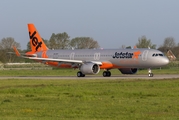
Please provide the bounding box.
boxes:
[28,23,48,52]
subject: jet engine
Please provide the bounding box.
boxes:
[118,68,138,74]
[80,63,100,75]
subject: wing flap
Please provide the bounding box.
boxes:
[29,57,83,63]
[29,57,102,65]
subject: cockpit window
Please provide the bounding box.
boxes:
[152,53,164,57]
[159,54,164,56]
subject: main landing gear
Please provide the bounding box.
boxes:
[77,71,85,77]
[77,71,111,77]
[103,71,111,77]
[148,68,154,77]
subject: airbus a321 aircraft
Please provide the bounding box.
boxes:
[14,23,169,77]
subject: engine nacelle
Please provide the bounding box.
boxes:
[80,63,100,75]
[118,68,138,74]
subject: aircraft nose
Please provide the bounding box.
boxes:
[162,57,169,65]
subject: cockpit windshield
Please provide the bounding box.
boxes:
[152,53,164,57]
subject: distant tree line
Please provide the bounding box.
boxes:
[26,32,99,51]
[0,32,179,63]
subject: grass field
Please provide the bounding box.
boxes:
[0,68,179,119]
[0,78,179,120]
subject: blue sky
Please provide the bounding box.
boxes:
[0,0,179,50]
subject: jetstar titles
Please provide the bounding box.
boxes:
[113,52,133,59]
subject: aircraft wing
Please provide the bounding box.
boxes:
[13,46,102,65]
[29,57,102,65]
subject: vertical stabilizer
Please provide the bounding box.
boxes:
[28,24,48,52]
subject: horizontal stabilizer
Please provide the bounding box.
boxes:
[13,46,21,56]
[12,46,37,58]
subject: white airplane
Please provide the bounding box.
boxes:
[13,23,169,77]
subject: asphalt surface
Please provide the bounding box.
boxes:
[0,74,179,80]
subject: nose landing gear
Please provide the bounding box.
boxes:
[148,68,154,77]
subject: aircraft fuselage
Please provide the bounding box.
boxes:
[35,48,169,69]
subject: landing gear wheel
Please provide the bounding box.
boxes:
[148,68,153,77]
[103,71,107,77]
[148,73,154,77]
[77,71,85,77]
[107,71,111,77]
[103,71,111,77]
[77,71,81,77]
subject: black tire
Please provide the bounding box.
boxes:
[148,73,154,77]
[150,73,154,77]
[103,71,111,77]
[103,71,107,77]
[108,71,111,77]
[77,71,82,77]
[107,71,111,77]
[77,71,85,77]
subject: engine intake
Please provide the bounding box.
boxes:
[80,63,100,75]
[119,68,138,74]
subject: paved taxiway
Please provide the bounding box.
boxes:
[0,75,179,80]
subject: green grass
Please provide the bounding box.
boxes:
[0,67,178,76]
[0,79,179,119]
